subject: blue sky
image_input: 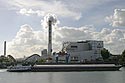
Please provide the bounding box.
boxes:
[0,0,125,57]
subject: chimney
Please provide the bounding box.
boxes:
[4,41,6,56]
[48,20,52,57]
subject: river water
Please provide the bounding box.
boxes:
[0,67,125,83]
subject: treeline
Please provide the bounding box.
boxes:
[101,48,125,65]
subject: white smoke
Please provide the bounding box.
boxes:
[41,14,59,40]
[42,14,59,28]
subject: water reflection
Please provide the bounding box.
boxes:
[0,68,125,83]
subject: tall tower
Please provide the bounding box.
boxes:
[48,20,52,57]
[4,41,6,56]
[46,14,57,59]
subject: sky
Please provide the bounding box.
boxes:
[0,0,125,58]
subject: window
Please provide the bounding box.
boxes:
[71,46,77,48]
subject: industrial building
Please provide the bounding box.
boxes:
[61,40,103,62]
[41,40,103,63]
[40,15,104,63]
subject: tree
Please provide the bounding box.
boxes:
[101,48,110,60]
[119,50,125,64]
[121,50,125,58]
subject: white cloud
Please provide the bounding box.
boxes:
[7,24,125,58]
[19,8,45,16]
[8,0,81,20]
[7,0,113,20]
[105,9,125,27]
[7,24,47,58]
[54,26,95,42]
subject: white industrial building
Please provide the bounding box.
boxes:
[60,40,103,62]
[41,40,103,63]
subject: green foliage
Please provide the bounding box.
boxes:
[0,56,16,64]
[119,50,125,64]
[101,48,110,60]
[37,59,46,63]
[121,50,125,58]
[0,56,9,63]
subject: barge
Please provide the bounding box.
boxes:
[7,64,122,72]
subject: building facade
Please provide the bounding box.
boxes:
[62,40,103,62]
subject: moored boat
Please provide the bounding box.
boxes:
[31,64,122,72]
[7,64,122,72]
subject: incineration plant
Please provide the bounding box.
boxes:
[40,15,103,63]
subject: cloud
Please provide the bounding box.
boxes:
[7,0,113,20]
[105,9,125,27]
[7,23,125,58]
[7,24,47,58]
[54,25,95,42]
[19,8,45,16]
[8,0,81,20]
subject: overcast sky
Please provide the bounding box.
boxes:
[0,0,125,58]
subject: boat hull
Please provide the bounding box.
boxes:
[31,65,122,72]
[7,64,122,72]
[7,69,30,72]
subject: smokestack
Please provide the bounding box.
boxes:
[48,20,52,56]
[43,14,57,58]
[4,41,6,56]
